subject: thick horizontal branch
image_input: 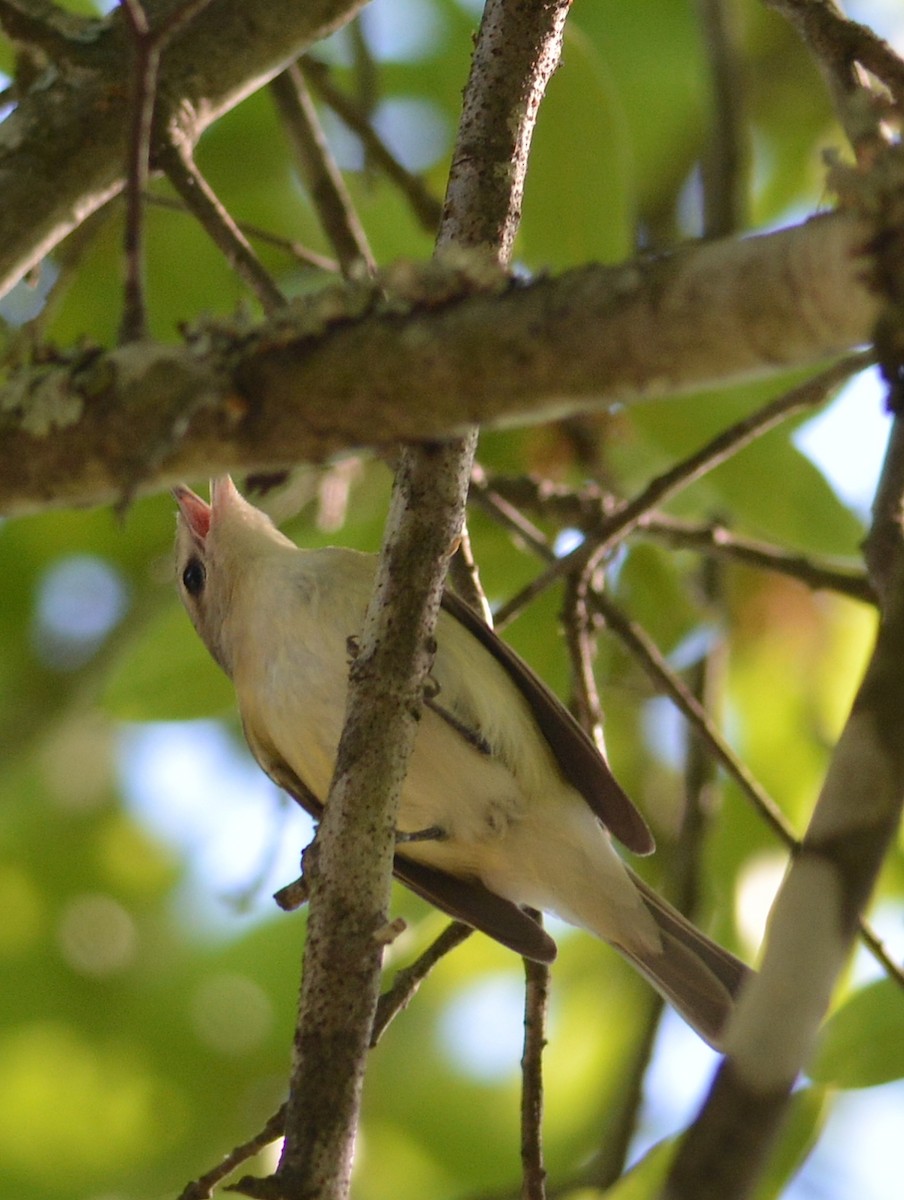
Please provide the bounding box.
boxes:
[0,211,879,515]
[0,0,365,298]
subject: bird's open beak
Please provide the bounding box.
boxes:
[172,483,211,540]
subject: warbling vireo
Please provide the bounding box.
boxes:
[174,476,749,1046]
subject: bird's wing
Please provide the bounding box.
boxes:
[440,590,654,855]
[246,728,558,963]
[391,855,557,962]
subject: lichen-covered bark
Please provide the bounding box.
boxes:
[0,212,877,516]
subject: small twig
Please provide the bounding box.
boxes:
[695,0,749,237]
[599,353,871,550]
[672,557,725,916]
[373,916,408,946]
[520,920,549,1200]
[177,1105,286,1200]
[269,63,375,278]
[865,419,904,606]
[119,0,159,341]
[562,567,665,1187]
[493,564,561,630]
[273,874,309,912]
[348,15,380,122]
[371,921,473,1047]
[302,57,443,234]
[463,464,546,621]
[562,570,606,744]
[118,0,219,342]
[856,920,904,987]
[762,0,904,100]
[470,465,553,555]
[596,589,800,846]
[158,137,286,312]
[148,0,217,45]
[640,514,875,604]
[474,475,559,629]
[142,191,339,272]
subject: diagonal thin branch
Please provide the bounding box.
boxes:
[597,588,796,836]
[638,515,875,605]
[158,137,286,312]
[762,0,904,103]
[563,568,608,749]
[143,190,339,271]
[562,566,664,1187]
[177,1106,286,1200]
[695,0,749,237]
[596,352,872,552]
[302,56,443,234]
[370,921,473,1046]
[269,62,375,278]
[593,589,904,990]
[118,0,218,341]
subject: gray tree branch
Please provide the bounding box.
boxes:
[0,210,878,515]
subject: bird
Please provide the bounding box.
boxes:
[173,475,750,1047]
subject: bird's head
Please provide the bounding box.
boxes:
[173,475,293,672]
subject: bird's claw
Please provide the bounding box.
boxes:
[395,824,447,844]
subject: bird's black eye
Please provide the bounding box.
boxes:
[182,557,206,597]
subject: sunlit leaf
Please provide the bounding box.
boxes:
[519,24,632,267]
[812,980,904,1089]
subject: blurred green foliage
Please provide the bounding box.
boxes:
[1,2,900,1199]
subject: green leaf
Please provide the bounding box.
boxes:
[811,979,904,1088]
[518,24,633,267]
[574,0,706,217]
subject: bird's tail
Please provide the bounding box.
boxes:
[615,870,751,1048]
